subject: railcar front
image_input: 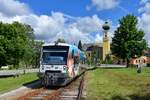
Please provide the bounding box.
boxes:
[38,43,80,86]
[38,43,71,86]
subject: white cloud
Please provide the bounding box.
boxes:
[138,13,150,40]
[0,0,30,17]
[138,2,150,13]
[95,34,103,43]
[138,0,150,46]
[140,0,150,4]
[0,0,106,44]
[87,0,119,11]
[74,15,104,33]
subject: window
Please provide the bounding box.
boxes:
[42,51,68,65]
[74,56,79,64]
[88,53,90,57]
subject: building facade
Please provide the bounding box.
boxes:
[83,21,111,61]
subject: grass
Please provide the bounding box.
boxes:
[85,68,150,100]
[0,73,38,94]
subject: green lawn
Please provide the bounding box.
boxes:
[85,68,150,100]
[0,73,38,94]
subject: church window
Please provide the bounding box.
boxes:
[88,53,90,57]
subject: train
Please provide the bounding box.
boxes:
[38,42,86,87]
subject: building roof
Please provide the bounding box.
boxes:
[83,43,103,51]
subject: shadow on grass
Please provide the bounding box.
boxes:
[22,79,42,89]
[0,74,20,78]
[22,80,61,90]
[112,94,150,100]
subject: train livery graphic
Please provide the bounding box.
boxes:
[38,43,86,86]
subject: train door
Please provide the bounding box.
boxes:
[72,49,80,75]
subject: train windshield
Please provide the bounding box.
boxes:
[42,46,69,65]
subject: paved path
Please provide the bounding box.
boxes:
[0,69,39,77]
[97,64,126,68]
[0,80,41,100]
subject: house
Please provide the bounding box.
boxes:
[130,56,148,67]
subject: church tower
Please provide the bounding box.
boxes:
[102,21,110,60]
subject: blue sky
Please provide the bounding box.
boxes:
[0,0,150,45]
[21,0,140,26]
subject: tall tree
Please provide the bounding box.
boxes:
[91,46,99,65]
[78,40,83,51]
[0,35,6,67]
[111,14,147,67]
[0,21,36,68]
[22,23,35,68]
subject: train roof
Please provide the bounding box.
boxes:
[42,43,79,49]
[42,43,86,57]
[43,43,71,47]
[43,43,83,52]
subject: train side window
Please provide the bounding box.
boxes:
[72,50,74,58]
[74,56,79,67]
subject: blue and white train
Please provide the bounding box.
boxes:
[38,43,86,86]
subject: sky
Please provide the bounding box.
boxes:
[0,0,150,46]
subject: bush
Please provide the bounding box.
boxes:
[104,54,113,64]
[129,64,137,68]
[147,62,150,67]
[8,65,14,70]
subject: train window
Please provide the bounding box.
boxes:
[74,56,79,67]
[72,50,74,58]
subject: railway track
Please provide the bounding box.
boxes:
[17,72,85,100]
[57,74,85,100]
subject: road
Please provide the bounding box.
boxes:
[98,64,126,68]
[0,80,41,100]
[0,69,39,77]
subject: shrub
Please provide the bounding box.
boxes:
[147,62,150,67]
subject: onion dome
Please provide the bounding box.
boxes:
[102,21,110,30]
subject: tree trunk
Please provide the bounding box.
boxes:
[123,59,125,65]
[126,58,130,68]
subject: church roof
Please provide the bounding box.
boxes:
[83,43,103,51]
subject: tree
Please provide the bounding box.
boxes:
[105,54,113,64]
[91,46,99,65]
[22,23,35,68]
[31,41,43,68]
[0,21,36,68]
[78,40,83,51]
[111,14,147,67]
[56,38,66,43]
[0,36,6,67]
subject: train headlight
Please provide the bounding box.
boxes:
[42,65,44,70]
[63,66,66,70]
